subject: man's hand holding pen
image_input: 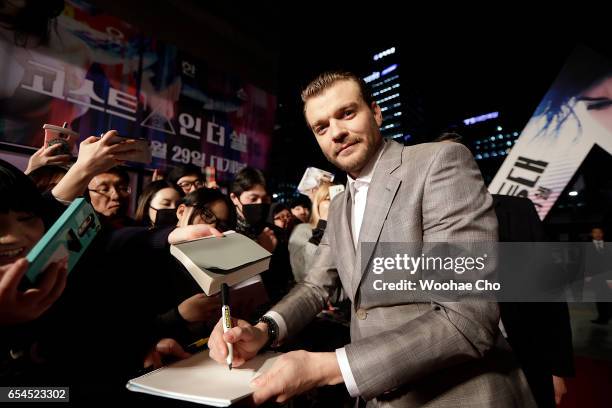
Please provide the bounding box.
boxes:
[207,316,343,405]
[208,317,269,368]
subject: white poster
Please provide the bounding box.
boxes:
[489,46,612,219]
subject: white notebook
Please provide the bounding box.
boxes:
[126,351,280,406]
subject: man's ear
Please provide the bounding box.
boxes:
[371,102,383,127]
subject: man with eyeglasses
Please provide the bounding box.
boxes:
[167,164,204,194]
[87,167,135,229]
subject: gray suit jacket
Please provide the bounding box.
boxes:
[288,222,316,283]
[271,141,535,407]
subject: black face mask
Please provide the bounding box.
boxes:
[241,203,270,232]
[153,208,178,228]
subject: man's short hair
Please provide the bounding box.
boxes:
[167,164,202,185]
[301,71,373,112]
[231,167,267,197]
[104,167,131,185]
[290,194,312,210]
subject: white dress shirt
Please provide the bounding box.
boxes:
[265,142,386,397]
[593,239,604,251]
[347,144,385,248]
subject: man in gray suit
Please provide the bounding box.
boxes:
[208,71,535,407]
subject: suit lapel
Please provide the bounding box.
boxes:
[351,141,403,300]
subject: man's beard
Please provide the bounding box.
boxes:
[328,143,370,174]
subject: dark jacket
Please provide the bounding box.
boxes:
[493,194,575,408]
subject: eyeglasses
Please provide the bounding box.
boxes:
[88,185,132,197]
[190,206,230,232]
[274,212,292,223]
[177,180,204,190]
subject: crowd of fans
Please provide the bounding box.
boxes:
[0,130,344,403]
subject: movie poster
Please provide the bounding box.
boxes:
[0,0,275,181]
[489,46,612,219]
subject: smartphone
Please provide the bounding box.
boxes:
[100,134,152,164]
[329,184,345,201]
[25,198,101,285]
[297,167,335,195]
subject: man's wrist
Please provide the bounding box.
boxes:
[254,321,271,349]
[256,315,278,348]
[71,160,96,179]
[312,352,343,386]
[52,162,91,201]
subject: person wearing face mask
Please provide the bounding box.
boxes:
[150,188,234,344]
[152,188,269,343]
[79,186,231,355]
[229,168,297,302]
[134,180,183,228]
[0,159,197,401]
[229,167,277,253]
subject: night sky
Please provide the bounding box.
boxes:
[265,16,611,191]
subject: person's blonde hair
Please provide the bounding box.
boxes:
[301,71,373,114]
[310,181,332,227]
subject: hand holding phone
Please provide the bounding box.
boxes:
[99,132,152,164]
[25,199,101,285]
[297,167,335,196]
[69,130,147,177]
[0,258,67,325]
